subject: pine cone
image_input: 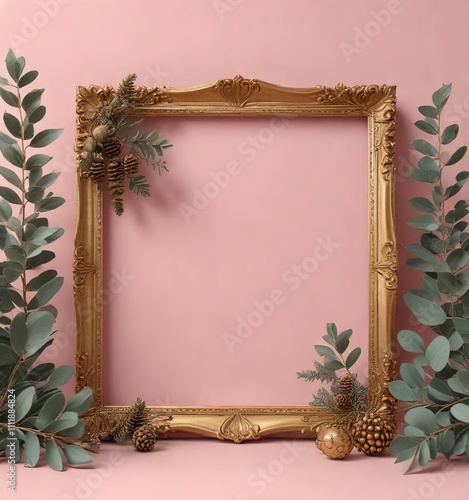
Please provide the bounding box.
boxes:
[351,413,395,456]
[113,197,124,216]
[108,160,125,183]
[338,373,355,395]
[123,154,140,175]
[103,136,123,158]
[132,424,157,452]
[110,398,150,443]
[89,155,105,183]
[333,393,353,411]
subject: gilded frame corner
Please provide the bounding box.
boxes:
[74,77,397,443]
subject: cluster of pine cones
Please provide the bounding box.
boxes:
[319,373,396,457]
[81,124,140,216]
[333,372,355,411]
[110,398,170,452]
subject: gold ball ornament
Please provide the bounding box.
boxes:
[316,424,353,459]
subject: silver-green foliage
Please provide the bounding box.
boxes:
[389,84,469,472]
[0,50,94,470]
[298,323,368,415]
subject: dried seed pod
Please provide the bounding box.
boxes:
[92,124,112,143]
[83,136,97,152]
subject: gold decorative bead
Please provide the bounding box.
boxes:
[316,424,353,460]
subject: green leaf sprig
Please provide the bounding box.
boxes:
[0,49,96,471]
[389,84,469,473]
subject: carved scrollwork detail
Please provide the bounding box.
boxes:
[368,352,397,423]
[73,245,97,298]
[318,84,396,114]
[372,242,398,290]
[75,349,95,393]
[215,75,261,107]
[133,86,172,107]
[218,413,261,443]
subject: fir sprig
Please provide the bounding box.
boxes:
[298,323,367,422]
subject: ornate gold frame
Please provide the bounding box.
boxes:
[74,77,397,442]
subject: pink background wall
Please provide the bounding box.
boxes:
[1,0,468,406]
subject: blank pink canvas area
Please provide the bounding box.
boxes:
[102,116,369,406]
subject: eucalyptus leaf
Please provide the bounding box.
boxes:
[42,412,78,434]
[412,140,438,156]
[36,392,65,429]
[0,166,22,189]
[0,87,19,107]
[42,365,75,390]
[0,140,24,168]
[326,323,338,340]
[65,387,93,416]
[400,363,424,388]
[28,105,46,124]
[427,378,454,403]
[14,386,36,422]
[418,105,438,119]
[18,70,38,88]
[27,276,63,310]
[432,84,452,110]
[26,270,58,291]
[453,432,468,456]
[25,311,55,356]
[10,313,28,356]
[389,380,417,402]
[5,49,19,82]
[30,128,64,148]
[24,431,40,467]
[314,345,337,359]
[454,317,469,335]
[324,359,344,371]
[345,347,361,369]
[441,124,459,144]
[408,214,439,231]
[405,407,439,433]
[445,146,467,166]
[3,111,22,138]
[447,370,469,395]
[63,445,93,465]
[21,88,44,114]
[409,197,435,214]
[0,198,12,221]
[35,196,65,213]
[57,420,85,439]
[45,438,63,471]
[25,154,52,170]
[415,119,438,135]
[425,336,450,372]
[335,329,352,354]
[447,248,469,272]
[0,186,22,204]
[450,403,469,423]
[403,292,446,326]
